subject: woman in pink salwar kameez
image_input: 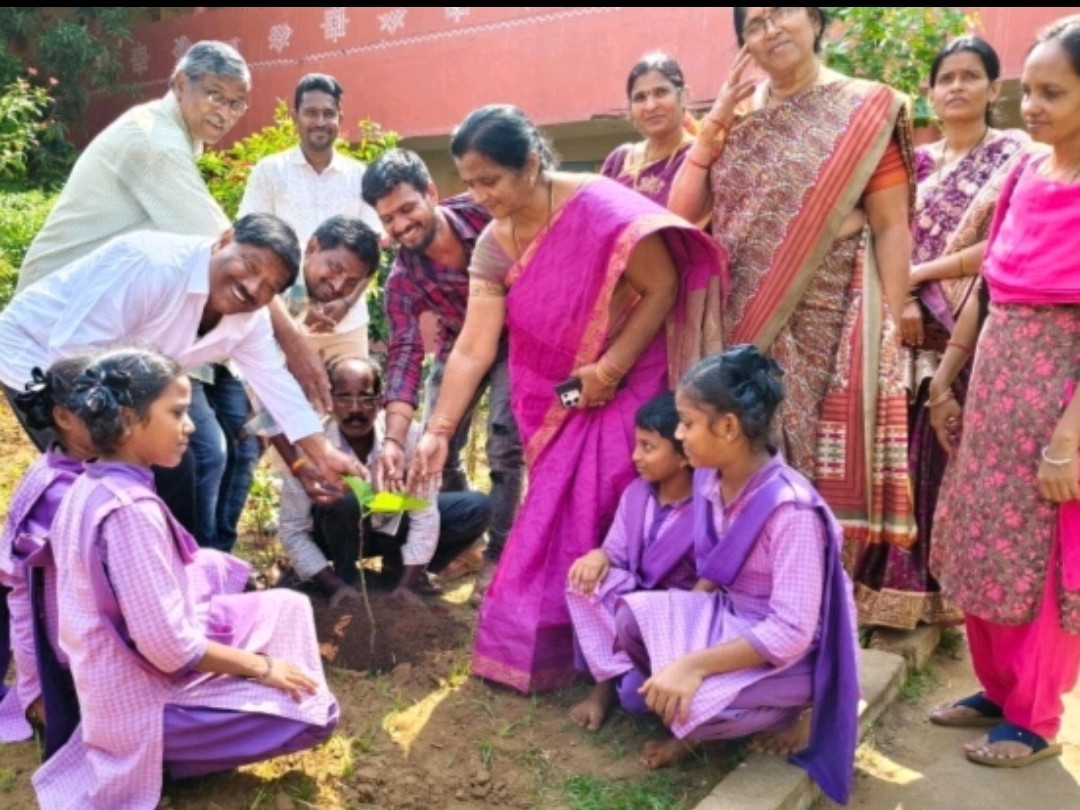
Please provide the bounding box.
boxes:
[0,358,93,747]
[927,16,1080,770]
[33,350,338,810]
[410,105,725,694]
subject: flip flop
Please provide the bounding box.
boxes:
[966,722,1063,768]
[929,692,1003,728]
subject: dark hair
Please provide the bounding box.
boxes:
[626,52,686,100]
[311,216,381,279]
[70,350,184,456]
[635,392,685,457]
[361,148,433,206]
[450,105,558,173]
[13,355,94,431]
[678,345,785,447]
[232,213,301,291]
[733,7,829,53]
[294,73,343,111]
[930,36,1001,126]
[1033,15,1080,77]
[326,355,384,396]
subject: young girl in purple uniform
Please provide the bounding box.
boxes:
[1,357,93,744]
[33,349,338,810]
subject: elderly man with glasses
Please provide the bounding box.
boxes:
[276,356,491,606]
[11,41,332,548]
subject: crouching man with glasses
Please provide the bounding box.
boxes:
[276,356,492,606]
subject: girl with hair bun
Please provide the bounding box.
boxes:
[32,349,339,810]
[613,345,859,805]
[0,356,94,746]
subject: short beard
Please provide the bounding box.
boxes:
[401,220,438,255]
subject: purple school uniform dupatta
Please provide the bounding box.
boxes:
[695,462,859,805]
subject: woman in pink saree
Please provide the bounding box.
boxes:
[410,105,724,693]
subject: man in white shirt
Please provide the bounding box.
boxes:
[239,73,383,361]
[277,357,490,605]
[0,214,365,524]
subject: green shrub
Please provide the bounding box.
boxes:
[0,186,56,309]
[199,101,401,343]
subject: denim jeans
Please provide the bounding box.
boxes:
[425,340,524,562]
[204,366,261,552]
[188,366,261,552]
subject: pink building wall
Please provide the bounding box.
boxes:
[86,6,1078,148]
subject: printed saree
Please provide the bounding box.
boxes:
[857,129,1029,628]
[472,177,724,693]
[710,78,915,571]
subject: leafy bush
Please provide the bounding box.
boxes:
[0,74,72,188]
[0,186,56,309]
[199,101,400,343]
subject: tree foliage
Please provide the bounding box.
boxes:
[824,7,974,126]
[0,9,139,125]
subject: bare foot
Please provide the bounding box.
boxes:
[640,737,701,769]
[468,561,496,608]
[570,680,616,732]
[749,709,812,756]
[438,542,485,582]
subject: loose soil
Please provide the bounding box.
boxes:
[0,405,736,809]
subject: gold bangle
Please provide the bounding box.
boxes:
[602,355,630,377]
[947,340,973,355]
[925,389,956,409]
[959,253,967,277]
[596,364,620,388]
[289,457,310,474]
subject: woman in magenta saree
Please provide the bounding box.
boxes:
[411,105,724,693]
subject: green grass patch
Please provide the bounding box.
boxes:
[561,773,692,810]
[0,767,16,792]
[900,667,939,704]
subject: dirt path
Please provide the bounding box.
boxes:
[829,639,1080,810]
[1,578,738,809]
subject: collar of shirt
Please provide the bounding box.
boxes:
[288,144,347,175]
[324,411,387,471]
[161,91,203,158]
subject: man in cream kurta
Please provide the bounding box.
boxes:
[239,73,382,361]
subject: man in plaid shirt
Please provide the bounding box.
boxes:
[362,150,523,596]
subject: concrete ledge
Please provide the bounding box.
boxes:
[869,625,942,672]
[693,649,905,810]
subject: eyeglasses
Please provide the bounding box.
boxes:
[332,394,381,409]
[742,7,801,42]
[198,80,249,116]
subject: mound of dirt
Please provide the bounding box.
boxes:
[313,592,470,673]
